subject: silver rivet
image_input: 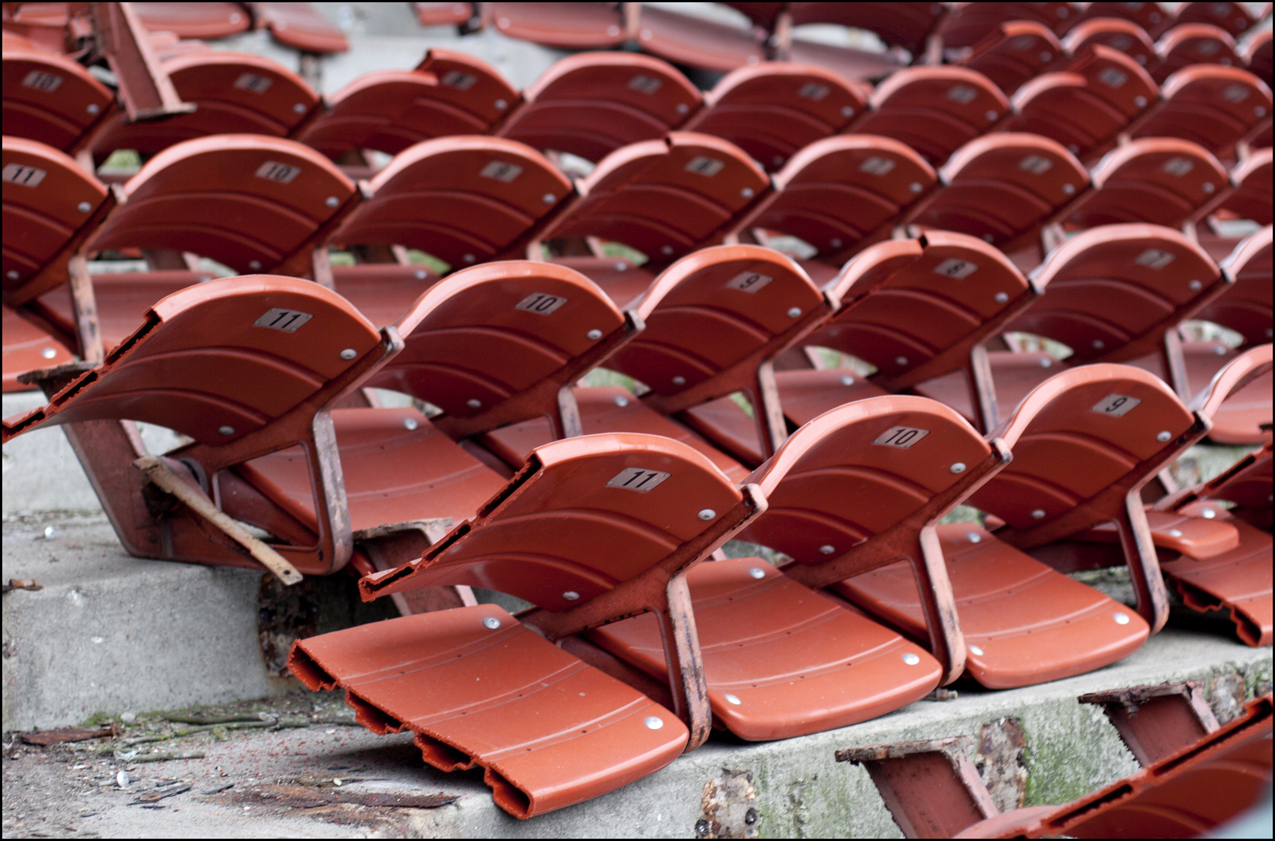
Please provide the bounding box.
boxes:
[562,590,579,601]
[403,418,418,430]
[1166,529,1183,537]
[1039,358,1052,367]
[219,425,235,436]
[676,103,689,114]
[325,196,339,207]
[615,395,629,407]
[967,532,981,543]
[1031,509,1046,519]
[819,545,835,555]
[1134,96,1147,108]
[1201,508,1216,519]
[249,260,262,270]
[87,103,99,114]
[1062,183,1075,194]
[661,246,673,256]
[494,99,508,110]
[1113,612,1130,625]
[994,292,1009,303]
[293,103,306,114]
[903,653,921,665]
[614,262,627,272]
[1188,280,1202,291]
[483,617,501,629]
[1214,345,1227,355]
[1039,51,1052,62]
[415,269,429,280]
[909,182,922,193]
[467,398,482,409]
[641,28,653,39]
[41,348,58,359]
[76,201,92,212]
[895,356,909,366]
[968,645,984,656]
[741,188,754,198]
[542,193,556,204]
[986,110,998,122]
[1257,107,1268,118]
[607,25,620,36]
[698,509,716,521]
[6,270,18,279]
[1092,340,1104,349]
[463,254,475,263]
[340,348,357,360]
[644,715,664,729]
[724,694,742,705]
[841,106,855,118]
[749,567,766,579]
[840,375,855,386]
[830,238,842,248]
[672,375,686,385]
[1202,183,1215,194]
[950,463,966,474]
[787,307,802,318]
[587,329,603,340]
[1156,431,1171,442]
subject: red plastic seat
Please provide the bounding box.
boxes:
[785,38,908,84]
[1,304,72,392]
[87,135,357,278]
[1002,46,1157,160]
[1152,23,1242,83]
[330,136,571,272]
[1131,65,1273,161]
[961,20,1064,95]
[1174,1,1266,39]
[1070,2,1172,39]
[1061,17,1158,71]
[497,52,700,164]
[633,4,767,73]
[89,51,320,165]
[684,62,868,172]
[2,47,115,153]
[1212,150,1273,227]
[938,3,1076,50]
[786,2,946,56]
[253,2,349,54]
[412,3,475,27]
[293,70,454,160]
[849,67,1010,167]
[131,3,251,39]
[1245,28,1273,80]
[484,2,628,49]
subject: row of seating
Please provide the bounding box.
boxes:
[6,26,1270,175]
[2,256,1269,815]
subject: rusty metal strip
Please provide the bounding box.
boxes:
[1078,681,1220,767]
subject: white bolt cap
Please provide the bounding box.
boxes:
[787,307,802,317]
[614,396,629,407]
[968,645,984,656]
[967,532,981,543]
[902,653,921,665]
[325,196,339,208]
[1031,509,1046,519]
[840,375,855,386]
[820,545,835,555]
[467,398,482,409]
[562,591,579,601]
[644,716,664,729]
[698,509,716,521]
[1113,612,1130,625]
[403,418,419,430]
[950,463,966,474]
[749,567,766,579]
[219,425,236,436]
[724,694,742,705]
[483,617,501,630]
[1157,431,1171,442]
[587,329,603,340]
[77,201,92,212]
[340,348,357,360]
[41,348,58,359]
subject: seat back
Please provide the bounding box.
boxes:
[414,49,520,134]
[962,20,1064,95]
[1014,224,1225,366]
[1189,342,1273,442]
[368,260,631,438]
[90,52,319,163]
[1061,18,1158,70]
[689,63,867,172]
[131,2,253,39]
[296,70,452,159]
[852,67,1009,166]
[483,2,629,49]
[1153,23,1241,83]
[334,136,571,270]
[2,48,114,152]
[1174,1,1263,39]
[735,134,937,266]
[1216,149,1273,226]
[541,132,768,265]
[2,135,112,305]
[786,2,946,54]
[1066,138,1229,229]
[1205,226,1273,348]
[1245,29,1272,81]
[88,135,357,277]
[1072,2,1171,39]
[1133,66,1273,158]
[498,52,700,163]
[938,2,1076,49]
[912,133,1089,248]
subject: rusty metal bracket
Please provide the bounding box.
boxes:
[1078,681,1220,767]
[88,2,195,122]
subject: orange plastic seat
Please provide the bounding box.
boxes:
[1002,46,1157,160]
[1061,17,1158,71]
[497,52,700,164]
[633,4,767,73]
[2,48,114,153]
[89,51,320,164]
[1130,65,1273,161]
[484,2,628,49]
[1060,138,1229,230]
[684,63,867,172]
[905,133,1089,254]
[330,136,571,272]
[849,67,1010,167]
[87,135,358,278]
[1151,23,1242,83]
[961,20,1064,95]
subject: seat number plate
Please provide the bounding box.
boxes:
[874,426,930,448]
[726,271,773,293]
[607,467,670,493]
[254,308,314,332]
[685,156,724,177]
[480,161,522,182]
[1091,394,1141,416]
[2,163,47,187]
[933,258,978,279]
[860,156,896,175]
[255,161,301,183]
[1019,155,1054,174]
[234,73,273,93]
[628,74,663,94]
[1135,249,1175,269]
[21,71,62,91]
[441,70,477,90]
[515,292,567,315]
[798,82,830,101]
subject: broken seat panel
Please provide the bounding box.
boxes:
[589,557,941,741]
[837,524,1150,688]
[288,605,688,818]
[2,304,73,392]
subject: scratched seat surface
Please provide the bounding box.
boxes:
[2,47,115,152]
[839,524,1150,688]
[849,67,1009,167]
[589,556,941,740]
[961,20,1064,95]
[906,133,1089,252]
[288,604,688,819]
[332,136,570,271]
[1002,46,1158,160]
[497,52,700,164]
[1152,23,1241,83]
[2,304,73,392]
[1131,65,1273,160]
[87,135,357,278]
[89,52,320,164]
[684,63,867,172]
[484,2,628,49]
[1061,138,1229,230]
[540,132,768,268]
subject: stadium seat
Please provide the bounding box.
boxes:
[1130,65,1272,161]
[2,46,115,154]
